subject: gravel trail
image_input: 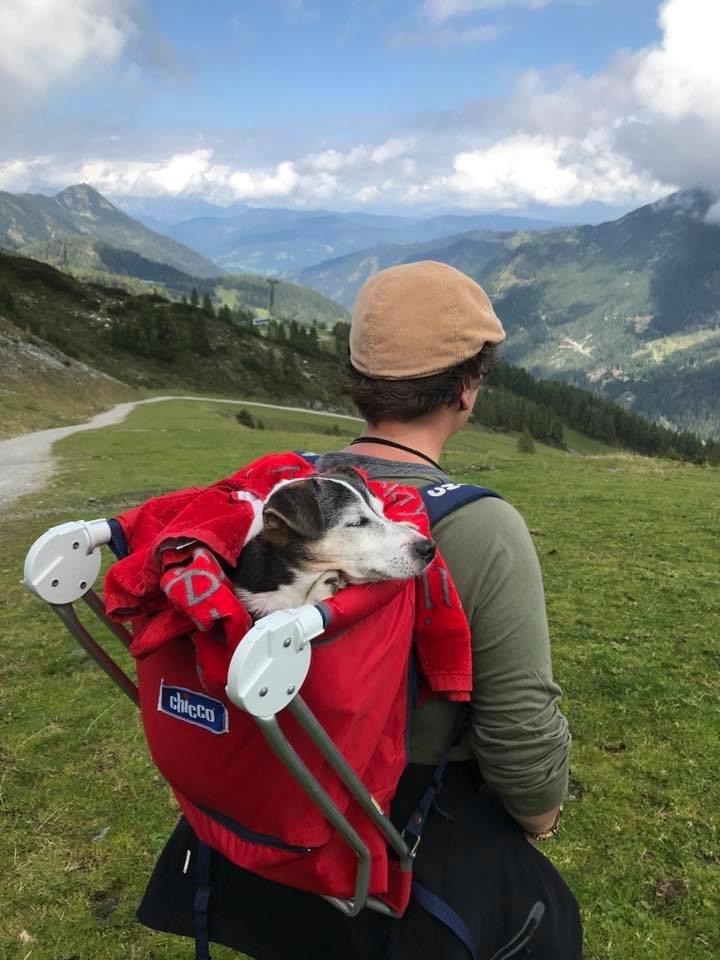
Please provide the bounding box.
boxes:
[0,396,360,512]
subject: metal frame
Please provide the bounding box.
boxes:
[23,520,413,918]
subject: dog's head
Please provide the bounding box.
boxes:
[261,464,435,582]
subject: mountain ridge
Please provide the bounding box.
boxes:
[299,189,720,439]
[0,184,223,279]
[157,206,559,274]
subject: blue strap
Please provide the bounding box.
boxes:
[107,518,129,559]
[402,707,468,853]
[193,841,213,960]
[420,482,502,526]
[294,450,320,466]
[412,882,480,960]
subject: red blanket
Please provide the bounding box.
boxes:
[104,452,471,702]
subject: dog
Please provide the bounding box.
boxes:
[231,464,436,618]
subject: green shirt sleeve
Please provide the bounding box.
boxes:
[411,495,571,818]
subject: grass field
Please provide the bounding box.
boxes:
[1,399,718,960]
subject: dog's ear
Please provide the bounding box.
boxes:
[262,479,324,542]
[322,463,369,494]
[323,463,363,481]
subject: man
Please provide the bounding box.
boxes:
[138,261,581,959]
[321,260,570,841]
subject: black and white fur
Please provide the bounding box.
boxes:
[232,465,435,618]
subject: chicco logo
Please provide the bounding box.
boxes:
[157,681,228,734]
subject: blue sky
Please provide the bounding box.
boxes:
[1,0,718,216]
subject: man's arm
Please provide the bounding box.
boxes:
[434,496,571,825]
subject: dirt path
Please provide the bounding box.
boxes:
[0,396,361,512]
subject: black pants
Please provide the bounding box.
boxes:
[137,762,582,959]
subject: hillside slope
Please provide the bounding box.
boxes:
[0,251,348,433]
[0,184,222,278]
[0,313,138,438]
[299,230,515,307]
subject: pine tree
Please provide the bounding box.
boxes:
[517,428,536,454]
[190,310,211,357]
[0,284,15,313]
[202,293,215,317]
[333,320,350,355]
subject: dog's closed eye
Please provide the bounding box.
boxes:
[345,517,371,528]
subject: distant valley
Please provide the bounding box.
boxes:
[147,206,559,275]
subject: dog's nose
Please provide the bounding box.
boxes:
[414,538,436,562]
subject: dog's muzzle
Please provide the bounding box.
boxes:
[413,539,436,564]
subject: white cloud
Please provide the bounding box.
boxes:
[0,157,52,192]
[436,133,669,207]
[228,161,303,200]
[3,149,346,205]
[370,138,416,164]
[633,0,720,122]
[354,185,381,203]
[306,146,369,172]
[422,0,554,22]
[0,0,137,106]
[705,201,720,226]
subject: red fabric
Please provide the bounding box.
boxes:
[104,451,472,911]
[104,451,471,701]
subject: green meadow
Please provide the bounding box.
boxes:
[0,399,718,960]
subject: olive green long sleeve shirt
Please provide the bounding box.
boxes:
[317,452,570,819]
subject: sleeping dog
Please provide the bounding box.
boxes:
[232,465,436,618]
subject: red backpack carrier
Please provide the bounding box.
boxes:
[102,451,500,951]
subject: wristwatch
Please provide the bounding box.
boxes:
[526,805,563,841]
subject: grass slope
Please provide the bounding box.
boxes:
[1,401,718,960]
[0,315,139,439]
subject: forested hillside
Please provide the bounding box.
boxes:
[1,250,717,463]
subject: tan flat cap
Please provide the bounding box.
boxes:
[349,260,505,379]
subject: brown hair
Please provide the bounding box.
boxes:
[345,342,500,425]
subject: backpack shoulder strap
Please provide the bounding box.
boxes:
[295,452,502,525]
[420,481,502,526]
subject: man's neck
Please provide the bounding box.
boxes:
[344,421,448,468]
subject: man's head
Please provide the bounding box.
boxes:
[346,260,505,426]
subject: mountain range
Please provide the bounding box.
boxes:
[150,207,559,275]
[0,185,222,279]
[0,184,348,328]
[1,182,718,439]
[298,190,720,439]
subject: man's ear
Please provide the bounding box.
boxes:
[457,385,471,412]
[262,479,324,541]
